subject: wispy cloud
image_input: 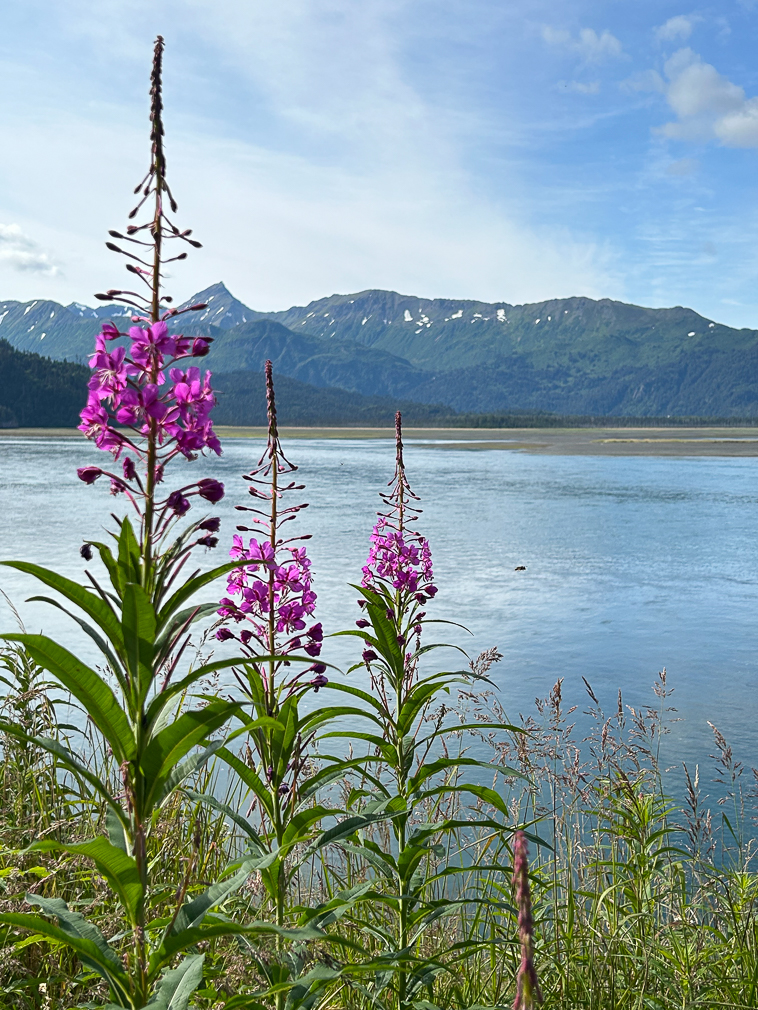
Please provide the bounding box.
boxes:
[565,80,601,95]
[654,15,697,43]
[542,26,624,63]
[0,224,58,275]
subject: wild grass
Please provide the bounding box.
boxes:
[2,646,757,1010]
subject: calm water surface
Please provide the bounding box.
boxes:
[1,436,757,775]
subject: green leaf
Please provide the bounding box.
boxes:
[117,518,142,588]
[24,595,127,693]
[0,635,135,762]
[155,602,219,661]
[141,700,240,812]
[0,561,123,651]
[170,858,259,935]
[158,741,224,807]
[216,746,274,819]
[149,922,326,976]
[184,789,268,853]
[122,582,156,707]
[88,539,121,595]
[106,805,130,853]
[0,725,126,826]
[0,904,131,1005]
[157,559,262,630]
[147,953,205,1009]
[31,838,142,924]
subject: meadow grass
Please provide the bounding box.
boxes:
[2,641,757,1010]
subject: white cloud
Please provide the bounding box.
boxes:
[622,69,666,94]
[566,80,601,95]
[666,157,698,176]
[542,26,623,63]
[654,15,696,43]
[0,224,58,274]
[0,1,623,308]
[658,48,758,147]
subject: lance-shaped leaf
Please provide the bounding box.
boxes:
[169,856,262,936]
[156,558,264,629]
[149,922,327,976]
[0,903,131,1005]
[0,635,135,763]
[140,699,240,812]
[30,838,143,924]
[122,581,156,707]
[117,518,142,588]
[146,953,205,1009]
[0,561,123,651]
[0,721,126,826]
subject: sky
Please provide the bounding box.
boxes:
[2,1,758,326]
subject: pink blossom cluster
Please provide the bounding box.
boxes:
[78,320,220,461]
[361,516,437,600]
[216,534,323,661]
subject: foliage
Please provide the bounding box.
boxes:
[0,340,89,428]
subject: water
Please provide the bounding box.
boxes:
[1,436,757,777]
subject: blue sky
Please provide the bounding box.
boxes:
[2,1,758,326]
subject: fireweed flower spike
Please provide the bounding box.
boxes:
[360,412,436,660]
[0,39,258,1010]
[216,360,323,696]
[512,830,543,1010]
[78,34,222,561]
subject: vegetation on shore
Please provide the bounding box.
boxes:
[2,38,757,1010]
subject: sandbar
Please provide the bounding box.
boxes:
[3,426,758,456]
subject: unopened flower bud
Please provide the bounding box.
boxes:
[215,628,235,641]
[362,649,378,664]
[198,516,221,532]
[167,490,190,515]
[80,543,93,561]
[197,478,224,503]
[123,457,137,481]
[192,338,210,357]
[77,466,103,484]
[240,630,252,645]
[198,535,218,548]
[355,619,370,628]
[306,622,323,641]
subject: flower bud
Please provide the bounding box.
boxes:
[191,338,210,357]
[362,649,378,664]
[80,543,93,561]
[198,516,221,532]
[77,466,103,484]
[197,478,224,503]
[240,630,252,645]
[198,535,218,548]
[355,619,370,628]
[215,628,235,641]
[123,457,137,481]
[167,490,190,515]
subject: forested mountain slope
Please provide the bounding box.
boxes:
[2,282,758,415]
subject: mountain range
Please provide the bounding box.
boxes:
[2,282,758,417]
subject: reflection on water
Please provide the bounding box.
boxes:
[1,436,757,775]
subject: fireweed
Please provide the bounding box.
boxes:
[323,413,522,1010]
[0,38,297,1010]
[203,360,356,1010]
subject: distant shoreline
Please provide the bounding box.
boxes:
[4,425,758,456]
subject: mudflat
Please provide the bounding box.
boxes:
[4,426,758,456]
